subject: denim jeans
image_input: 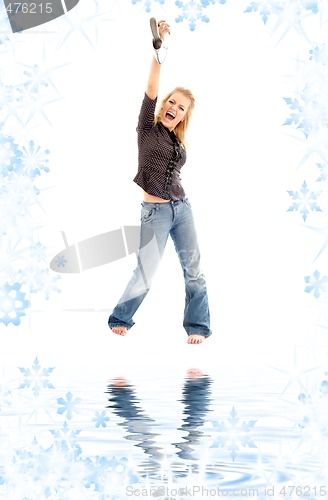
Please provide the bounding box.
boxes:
[108,198,211,337]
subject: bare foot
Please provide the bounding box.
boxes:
[110,376,129,387]
[186,368,204,378]
[111,326,128,336]
[187,334,206,344]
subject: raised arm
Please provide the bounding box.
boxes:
[146,20,170,100]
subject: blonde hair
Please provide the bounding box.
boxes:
[154,87,195,148]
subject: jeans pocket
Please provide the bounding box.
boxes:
[184,198,192,209]
[141,204,157,223]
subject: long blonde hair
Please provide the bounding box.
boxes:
[154,87,195,148]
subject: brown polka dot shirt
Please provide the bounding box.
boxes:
[133,93,187,201]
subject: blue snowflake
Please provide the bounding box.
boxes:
[1,439,139,497]
[0,173,41,237]
[84,456,113,491]
[0,282,30,326]
[0,382,12,411]
[245,0,319,35]
[300,0,319,15]
[287,181,322,221]
[84,456,139,492]
[297,374,328,436]
[18,357,55,397]
[4,435,84,497]
[309,44,328,64]
[92,410,110,428]
[316,162,328,183]
[57,3,110,51]
[283,96,312,137]
[27,268,61,300]
[0,81,19,123]
[175,0,210,31]
[22,65,50,95]
[28,242,48,263]
[211,406,257,461]
[0,35,10,47]
[201,0,227,5]
[304,270,328,299]
[57,391,81,420]
[0,130,22,176]
[50,421,82,458]
[130,0,165,13]
[10,437,55,494]
[320,379,328,395]
[2,437,68,496]
[18,140,50,179]
[244,1,276,24]
[54,254,67,268]
[283,79,328,138]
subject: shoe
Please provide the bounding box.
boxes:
[150,17,162,50]
[150,17,168,64]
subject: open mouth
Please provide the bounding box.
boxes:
[165,111,175,121]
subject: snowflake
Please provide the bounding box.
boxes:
[283,96,309,136]
[18,357,55,397]
[245,0,320,38]
[18,140,50,179]
[287,181,322,221]
[0,82,18,122]
[0,130,22,176]
[316,162,328,183]
[175,0,210,31]
[8,438,58,498]
[54,254,67,268]
[56,4,108,51]
[130,0,165,13]
[304,270,328,299]
[320,379,328,395]
[28,242,48,263]
[1,435,139,497]
[83,456,139,493]
[0,176,40,228]
[210,406,257,461]
[202,0,227,5]
[244,0,276,23]
[297,374,328,452]
[309,44,328,64]
[0,237,24,282]
[3,435,86,497]
[27,268,61,300]
[50,421,82,459]
[0,34,10,47]
[13,79,59,127]
[0,282,30,326]
[283,83,328,139]
[92,410,110,428]
[0,382,12,411]
[22,65,50,95]
[57,391,81,420]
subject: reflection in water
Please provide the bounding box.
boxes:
[106,376,163,475]
[174,369,213,460]
[106,370,213,477]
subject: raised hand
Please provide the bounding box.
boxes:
[157,20,170,39]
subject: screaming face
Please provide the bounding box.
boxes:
[161,92,190,131]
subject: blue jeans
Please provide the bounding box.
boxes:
[108,198,211,337]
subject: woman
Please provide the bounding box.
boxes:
[108,20,211,344]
